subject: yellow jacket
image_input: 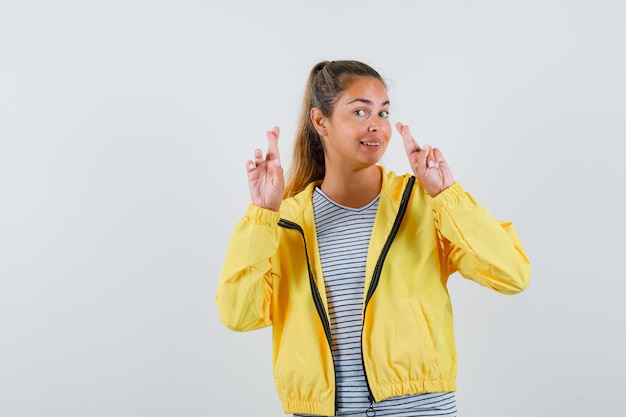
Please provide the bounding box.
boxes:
[216,167,530,416]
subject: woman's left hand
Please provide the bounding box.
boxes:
[396,122,454,197]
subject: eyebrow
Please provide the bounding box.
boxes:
[346,98,390,106]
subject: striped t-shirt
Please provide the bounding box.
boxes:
[295,187,456,417]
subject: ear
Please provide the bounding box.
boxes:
[310,107,326,135]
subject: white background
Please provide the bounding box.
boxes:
[1,1,625,416]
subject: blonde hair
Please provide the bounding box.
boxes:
[284,60,385,198]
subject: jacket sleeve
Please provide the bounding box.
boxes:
[431,183,530,294]
[216,204,280,331]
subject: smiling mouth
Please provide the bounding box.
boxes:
[360,141,381,146]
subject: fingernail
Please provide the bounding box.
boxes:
[249,162,255,170]
[428,160,435,168]
[275,159,281,168]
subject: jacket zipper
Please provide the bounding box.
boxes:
[361,176,416,411]
[277,175,415,416]
[277,218,338,415]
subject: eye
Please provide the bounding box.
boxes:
[379,110,390,118]
[354,109,367,117]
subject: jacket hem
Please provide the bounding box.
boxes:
[282,399,335,416]
[372,378,457,402]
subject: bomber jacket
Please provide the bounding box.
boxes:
[216,167,530,416]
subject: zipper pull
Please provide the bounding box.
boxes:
[366,396,376,417]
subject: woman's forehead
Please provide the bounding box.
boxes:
[339,77,389,105]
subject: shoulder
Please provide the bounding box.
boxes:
[379,165,428,203]
[278,181,319,221]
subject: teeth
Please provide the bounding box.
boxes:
[361,142,380,146]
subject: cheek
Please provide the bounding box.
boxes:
[383,122,392,139]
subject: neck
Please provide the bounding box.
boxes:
[320,165,382,208]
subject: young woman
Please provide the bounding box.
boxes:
[216,60,530,417]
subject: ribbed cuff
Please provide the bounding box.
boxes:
[246,204,281,225]
[431,182,465,209]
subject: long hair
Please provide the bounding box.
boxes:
[284,60,385,198]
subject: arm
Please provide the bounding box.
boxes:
[432,183,530,294]
[216,127,285,330]
[396,122,529,294]
[216,204,281,331]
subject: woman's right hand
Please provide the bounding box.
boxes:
[246,126,284,212]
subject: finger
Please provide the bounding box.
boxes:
[420,144,438,169]
[246,159,256,173]
[433,147,454,184]
[397,123,433,173]
[396,122,422,156]
[253,148,264,165]
[432,148,446,164]
[426,152,439,168]
[265,126,282,167]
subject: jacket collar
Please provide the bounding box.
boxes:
[278,166,415,308]
[280,165,411,220]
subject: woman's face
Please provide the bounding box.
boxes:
[322,77,391,171]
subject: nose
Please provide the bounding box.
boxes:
[368,117,382,132]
